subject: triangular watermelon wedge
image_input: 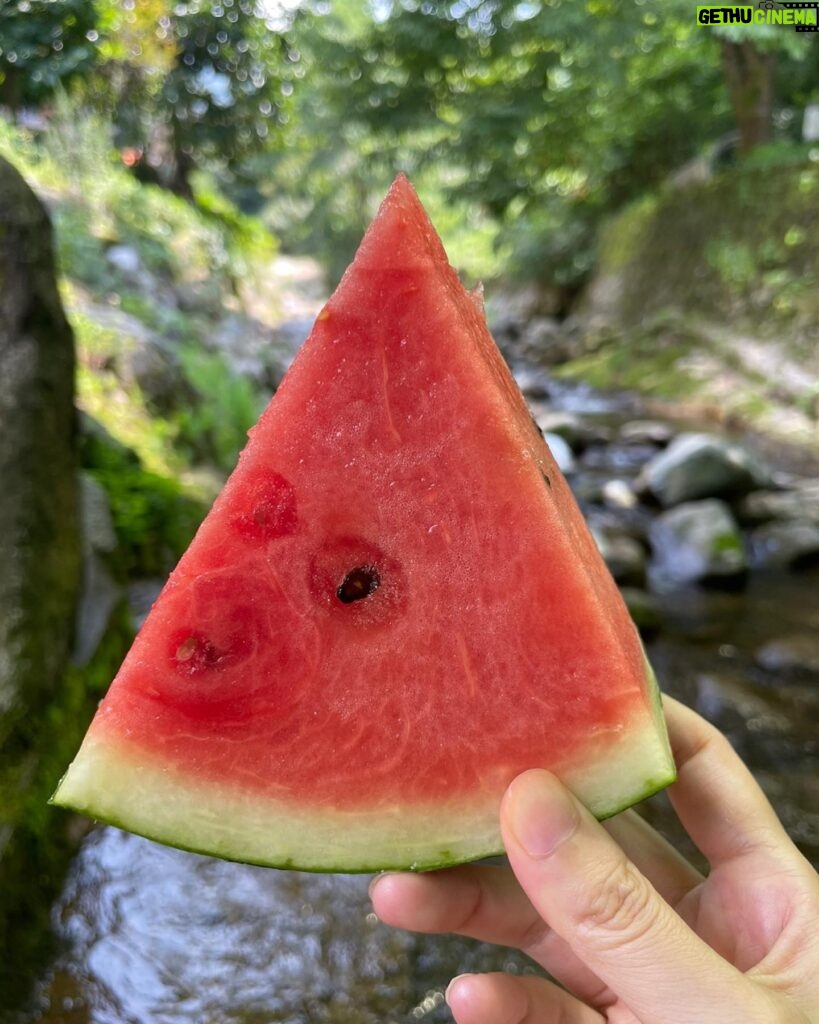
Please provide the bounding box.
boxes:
[53,176,675,872]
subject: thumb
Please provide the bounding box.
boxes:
[500,770,771,1024]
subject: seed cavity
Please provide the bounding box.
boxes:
[171,632,224,675]
[337,566,380,604]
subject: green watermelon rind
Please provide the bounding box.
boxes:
[50,658,675,874]
[51,771,675,875]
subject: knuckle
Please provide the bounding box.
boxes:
[575,857,660,952]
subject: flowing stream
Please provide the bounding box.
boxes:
[23,363,819,1024]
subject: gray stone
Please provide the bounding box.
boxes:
[0,155,81,996]
[639,432,772,507]
[648,499,747,587]
[543,432,576,474]
[0,154,81,719]
[756,635,819,678]
[79,474,118,556]
[513,366,552,400]
[127,578,165,630]
[73,552,122,668]
[736,480,819,526]
[749,519,819,570]
[592,528,647,586]
[618,419,674,447]
[601,478,639,510]
[73,474,123,667]
[106,243,142,278]
[532,410,605,452]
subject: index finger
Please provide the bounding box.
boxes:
[663,697,799,868]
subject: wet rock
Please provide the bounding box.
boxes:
[755,635,819,679]
[532,410,606,452]
[618,419,674,447]
[736,480,819,526]
[648,499,747,588]
[748,520,819,570]
[639,432,772,507]
[543,432,576,474]
[601,478,639,510]
[513,366,552,400]
[592,527,647,586]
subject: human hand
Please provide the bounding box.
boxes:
[370,697,819,1023]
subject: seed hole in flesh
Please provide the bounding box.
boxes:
[336,566,380,604]
[170,631,225,675]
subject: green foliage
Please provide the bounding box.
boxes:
[80,412,206,576]
[175,344,263,471]
[594,158,819,325]
[263,0,735,289]
[0,0,98,108]
[88,0,301,193]
[192,170,278,278]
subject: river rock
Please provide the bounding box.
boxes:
[512,366,552,400]
[601,478,639,510]
[639,432,772,507]
[748,520,819,570]
[532,410,607,452]
[648,499,747,588]
[543,432,576,474]
[755,635,819,679]
[736,480,819,526]
[618,420,674,447]
[592,527,647,586]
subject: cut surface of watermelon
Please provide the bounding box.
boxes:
[53,175,675,872]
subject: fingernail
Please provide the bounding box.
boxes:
[445,974,472,1006]
[505,769,580,858]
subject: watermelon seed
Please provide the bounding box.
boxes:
[337,566,380,604]
[176,636,199,662]
[541,469,552,489]
[173,634,223,673]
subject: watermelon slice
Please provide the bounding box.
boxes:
[53,176,675,872]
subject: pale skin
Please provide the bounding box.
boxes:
[371,697,819,1024]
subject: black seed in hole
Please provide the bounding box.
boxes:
[337,566,380,604]
[541,469,552,489]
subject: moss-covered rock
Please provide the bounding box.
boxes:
[0,155,82,1008]
[587,161,819,328]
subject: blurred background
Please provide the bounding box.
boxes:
[0,1,817,1021]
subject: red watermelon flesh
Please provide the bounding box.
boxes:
[52,175,675,871]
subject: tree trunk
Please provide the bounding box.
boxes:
[720,39,775,155]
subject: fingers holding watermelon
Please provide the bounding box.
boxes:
[372,701,819,1024]
[444,972,603,1024]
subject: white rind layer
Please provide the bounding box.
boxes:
[52,704,675,872]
